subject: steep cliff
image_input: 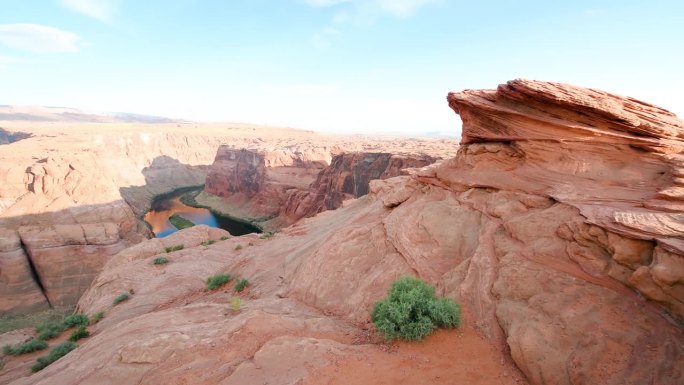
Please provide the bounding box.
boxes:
[7,80,682,385]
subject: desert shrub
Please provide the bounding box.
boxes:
[206,274,232,290]
[63,314,89,328]
[220,236,230,240]
[0,358,4,370]
[153,256,169,265]
[35,320,66,341]
[113,293,130,305]
[201,239,215,246]
[230,297,241,312]
[164,244,184,253]
[90,311,105,324]
[68,326,89,342]
[234,244,242,250]
[3,339,48,356]
[259,231,274,239]
[31,341,76,372]
[371,276,460,341]
[234,279,250,293]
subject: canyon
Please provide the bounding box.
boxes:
[1,80,684,385]
[0,118,454,315]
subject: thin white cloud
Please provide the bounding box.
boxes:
[0,24,81,53]
[60,0,117,21]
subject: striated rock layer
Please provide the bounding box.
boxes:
[6,80,683,385]
[201,148,437,229]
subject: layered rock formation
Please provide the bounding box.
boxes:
[0,121,455,314]
[6,80,682,385]
[201,148,437,229]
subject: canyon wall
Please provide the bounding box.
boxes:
[11,80,681,385]
[200,147,437,229]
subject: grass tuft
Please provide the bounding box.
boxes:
[206,274,232,290]
[90,311,105,324]
[68,326,90,342]
[31,342,77,372]
[113,293,130,305]
[63,314,89,328]
[35,320,66,341]
[164,244,184,253]
[153,256,169,265]
[234,244,242,250]
[234,279,250,293]
[3,339,48,356]
[201,239,216,246]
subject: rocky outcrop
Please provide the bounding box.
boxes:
[11,80,682,385]
[205,148,267,198]
[446,79,684,322]
[281,152,436,221]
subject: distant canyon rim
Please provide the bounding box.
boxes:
[0,79,683,385]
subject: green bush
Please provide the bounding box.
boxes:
[31,341,77,372]
[371,276,460,341]
[153,256,169,265]
[220,236,230,240]
[164,244,184,253]
[206,274,232,290]
[169,214,195,230]
[2,339,48,356]
[90,311,105,324]
[113,293,130,305]
[68,326,89,342]
[35,320,66,341]
[234,279,250,293]
[63,314,89,328]
[201,239,215,246]
[259,231,274,239]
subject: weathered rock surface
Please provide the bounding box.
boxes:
[202,148,438,229]
[7,81,683,385]
[281,152,436,223]
[0,121,455,314]
[0,229,49,314]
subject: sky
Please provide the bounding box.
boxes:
[1,0,683,136]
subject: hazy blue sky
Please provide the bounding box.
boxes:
[1,0,683,135]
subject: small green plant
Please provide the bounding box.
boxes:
[31,341,77,372]
[259,231,274,239]
[164,244,184,253]
[201,239,216,246]
[113,293,130,305]
[234,244,242,250]
[4,339,49,356]
[371,276,461,341]
[153,256,169,265]
[0,358,4,371]
[230,297,241,312]
[168,214,195,230]
[90,311,105,324]
[35,320,66,341]
[206,274,232,290]
[220,236,230,241]
[234,279,250,293]
[63,314,89,328]
[68,326,89,342]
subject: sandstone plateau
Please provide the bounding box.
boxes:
[2,80,684,385]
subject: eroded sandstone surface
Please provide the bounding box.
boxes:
[4,80,682,385]
[0,120,454,314]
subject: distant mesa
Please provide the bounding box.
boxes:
[0,127,32,144]
[0,105,180,124]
